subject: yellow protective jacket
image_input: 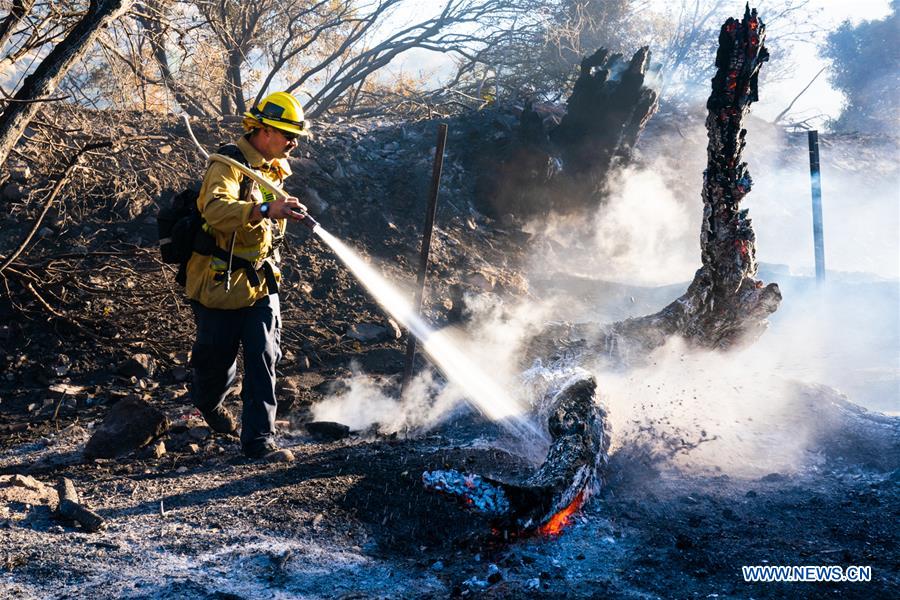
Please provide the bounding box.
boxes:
[185,135,291,309]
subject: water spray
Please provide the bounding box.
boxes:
[180,115,544,441]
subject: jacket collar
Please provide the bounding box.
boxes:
[237,135,292,178]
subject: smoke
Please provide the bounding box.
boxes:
[308,121,896,480]
[311,364,464,434]
[590,338,820,477]
[310,298,558,437]
[523,161,700,288]
[742,121,900,280]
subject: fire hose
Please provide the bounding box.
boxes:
[181,114,319,232]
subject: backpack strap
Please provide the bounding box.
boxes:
[216,143,256,202]
[205,143,263,289]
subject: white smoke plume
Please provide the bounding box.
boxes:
[309,122,897,479]
[310,364,464,434]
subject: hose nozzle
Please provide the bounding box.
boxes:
[295,210,319,231]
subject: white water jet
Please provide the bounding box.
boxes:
[313,226,545,441]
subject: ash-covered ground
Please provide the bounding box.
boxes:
[0,105,898,599]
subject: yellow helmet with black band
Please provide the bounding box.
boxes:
[244,91,309,136]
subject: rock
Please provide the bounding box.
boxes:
[38,227,54,239]
[116,353,156,378]
[430,560,444,572]
[468,270,496,292]
[84,397,169,459]
[267,448,295,463]
[385,319,402,340]
[171,366,189,382]
[303,187,329,214]
[1,182,24,202]
[0,475,58,510]
[288,157,320,175]
[140,440,167,459]
[346,323,391,343]
[188,426,210,442]
[332,161,345,179]
[305,421,350,441]
[186,443,200,454]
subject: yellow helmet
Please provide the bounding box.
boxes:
[245,91,309,136]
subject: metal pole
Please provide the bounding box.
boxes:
[808,130,826,283]
[401,123,448,390]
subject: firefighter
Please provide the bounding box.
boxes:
[186,91,309,462]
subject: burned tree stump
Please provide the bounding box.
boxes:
[474,47,659,217]
[423,372,610,533]
[551,47,659,184]
[532,6,781,361]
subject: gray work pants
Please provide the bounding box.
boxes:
[189,294,282,454]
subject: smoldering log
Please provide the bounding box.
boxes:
[423,373,609,532]
[531,6,782,363]
[55,477,105,532]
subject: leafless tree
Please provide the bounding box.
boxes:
[0,1,88,81]
[0,0,134,167]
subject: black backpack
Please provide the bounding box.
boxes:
[157,144,254,286]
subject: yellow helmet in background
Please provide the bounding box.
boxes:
[245,91,309,136]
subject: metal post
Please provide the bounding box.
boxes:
[808,130,826,283]
[401,123,448,390]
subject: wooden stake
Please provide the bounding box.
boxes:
[401,123,449,390]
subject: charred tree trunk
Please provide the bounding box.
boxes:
[532,6,781,362]
[551,46,658,185]
[622,5,781,349]
[475,46,658,217]
[0,0,134,167]
[424,373,610,533]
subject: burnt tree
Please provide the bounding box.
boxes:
[533,6,781,360]
[0,0,134,167]
[475,46,659,216]
[551,46,658,184]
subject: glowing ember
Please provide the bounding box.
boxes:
[538,490,585,537]
[422,470,511,515]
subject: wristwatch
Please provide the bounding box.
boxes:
[259,202,271,219]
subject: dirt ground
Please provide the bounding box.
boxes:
[0,106,898,599]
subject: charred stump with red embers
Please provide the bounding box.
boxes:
[639,3,782,349]
[423,374,610,535]
[532,6,781,362]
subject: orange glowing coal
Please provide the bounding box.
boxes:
[538,490,586,537]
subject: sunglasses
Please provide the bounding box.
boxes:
[278,129,299,142]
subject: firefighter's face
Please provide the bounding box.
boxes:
[259,126,298,159]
